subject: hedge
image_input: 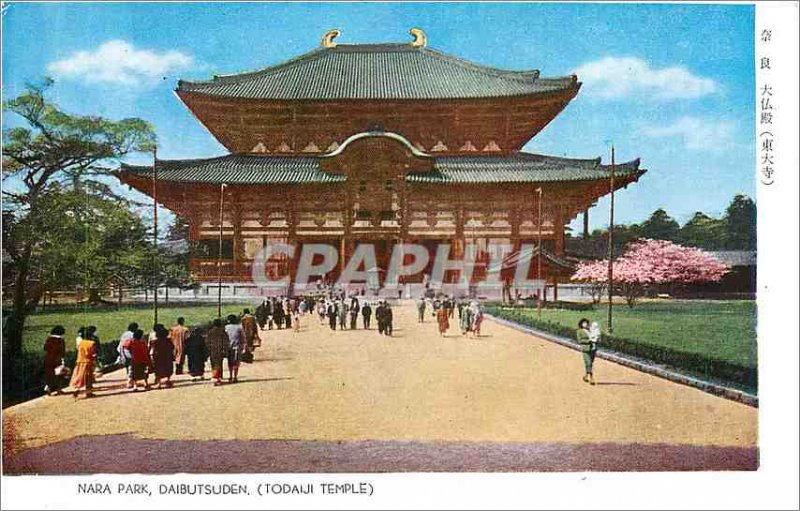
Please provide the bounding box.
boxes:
[485,305,757,393]
[485,300,596,311]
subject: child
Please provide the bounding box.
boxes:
[589,321,602,351]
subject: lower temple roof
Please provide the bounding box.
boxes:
[118,153,645,185]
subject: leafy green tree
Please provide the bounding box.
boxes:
[2,78,155,362]
[679,212,726,250]
[640,208,680,241]
[722,194,756,250]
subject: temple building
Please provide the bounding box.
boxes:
[118,29,646,297]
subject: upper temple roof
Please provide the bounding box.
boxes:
[176,43,578,101]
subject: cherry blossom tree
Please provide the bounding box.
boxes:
[572,239,730,307]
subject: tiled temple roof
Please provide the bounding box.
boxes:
[119,153,644,185]
[176,43,578,100]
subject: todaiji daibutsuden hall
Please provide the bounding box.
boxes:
[117,29,646,298]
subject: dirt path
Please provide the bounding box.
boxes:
[3,301,757,473]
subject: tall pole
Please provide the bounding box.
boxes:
[536,187,543,317]
[607,145,615,333]
[217,183,227,318]
[152,148,159,326]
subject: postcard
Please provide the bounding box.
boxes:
[1,2,797,509]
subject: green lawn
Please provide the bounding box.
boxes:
[498,300,757,369]
[20,302,255,354]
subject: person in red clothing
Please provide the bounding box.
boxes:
[129,329,152,391]
[43,326,67,396]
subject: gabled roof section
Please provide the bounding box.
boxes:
[176,43,579,101]
[119,155,345,185]
[410,153,644,184]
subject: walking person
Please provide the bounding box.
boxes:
[292,308,301,334]
[416,296,426,323]
[577,318,597,385]
[327,300,337,330]
[255,300,268,331]
[129,329,152,391]
[460,303,473,336]
[470,302,484,338]
[43,326,67,396]
[383,301,393,336]
[70,328,97,399]
[205,319,230,386]
[184,328,208,380]
[117,322,138,387]
[225,315,244,383]
[338,299,348,331]
[317,299,327,324]
[266,298,275,330]
[446,296,455,319]
[241,308,258,351]
[349,296,360,330]
[283,298,292,329]
[375,301,385,335]
[169,317,190,375]
[361,301,372,329]
[273,299,284,330]
[151,324,175,389]
[436,305,449,337]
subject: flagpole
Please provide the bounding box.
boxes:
[607,145,615,334]
[152,147,159,326]
[217,183,227,318]
[536,187,543,317]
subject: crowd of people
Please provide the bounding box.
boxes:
[41,307,265,398]
[39,292,525,400]
[416,295,484,338]
[254,292,394,336]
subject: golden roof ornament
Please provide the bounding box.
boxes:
[409,28,427,48]
[321,29,341,48]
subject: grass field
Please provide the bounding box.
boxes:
[500,300,757,369]
[20,302,254,354]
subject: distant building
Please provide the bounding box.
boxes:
[674,250,756,298]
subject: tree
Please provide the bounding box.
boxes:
[157,217,197,302]
[640,208,680,241]
[722,194,756,250]
[679,212,726,250]
[572,239,729,307]
[2,78,155,363]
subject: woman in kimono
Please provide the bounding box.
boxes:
[70,328,96,399]
[577,318,596,385]
[129,329,152,391]
[240,309,258,351]
[436,306,449,337]
[151,324,175,389]
[184,328,208,380]
[205,319,229,386]
[224,315,244,383]
[43,326,66,396]
[460,303,473,336]
[470,302,484,338]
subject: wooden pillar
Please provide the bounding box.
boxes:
[342,204,353,275]
[286,210,297,293]
[232,203,243,278]
[554,205,565,256]
[583,208,589,238]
